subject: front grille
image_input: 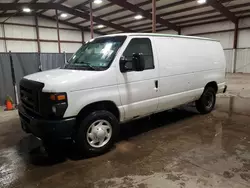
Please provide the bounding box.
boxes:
[19,78,44,116]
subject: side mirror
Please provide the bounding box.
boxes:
[119,53,145,73]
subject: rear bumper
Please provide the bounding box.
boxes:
[223,85,227,93]
[18,105,76,140]
[217,83,227,94]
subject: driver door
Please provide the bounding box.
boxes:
[116,37,159,121]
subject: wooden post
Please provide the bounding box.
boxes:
[90,0,94,39]
[55,9,61,53]
[152,0,156,33]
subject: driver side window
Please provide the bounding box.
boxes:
[122,38,154,70]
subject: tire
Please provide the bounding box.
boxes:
[75,110,119,156]
[196,87,216,114]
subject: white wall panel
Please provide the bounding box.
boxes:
[236,49,250,73]
[6,41,37,52]
[0,17,8,22]
[191,31,234,49]
[84,32,101,41]
[0,40,5,52]
[182,21,234,35]
[60,43,82,53]
[238,29,250,48]
[60,29,82,41]
[157,30,178,34]
[4,25,36,39]
[40,42,58,52]
[59,23,77,29]
[5,16,35,25]
[39,28,58,40]
[239,17,250,28]
[38,17,56,27]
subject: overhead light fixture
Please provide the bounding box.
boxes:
[134,15,143,20]
[23,8,31,13]
[94,0,103,4]
[197,0,206,4]
[60,13,68,18]
[97,25,104,29]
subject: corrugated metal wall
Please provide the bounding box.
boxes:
[236,48,250,73]
[224,49,234,73]
[0,52,72,105]
[40,53,65,71]
[0,53,14,105]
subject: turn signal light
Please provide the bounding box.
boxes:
[50,94,66,101]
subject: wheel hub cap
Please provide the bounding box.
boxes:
[87,120,112,148]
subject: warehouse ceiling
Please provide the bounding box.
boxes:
[0,0,250,34]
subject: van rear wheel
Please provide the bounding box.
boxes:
[75,110,119,156]
[196,87,216,114]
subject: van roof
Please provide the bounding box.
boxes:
[97,33,218,42]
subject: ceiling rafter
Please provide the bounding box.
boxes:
[125,2,250,30]
[157,0,232,18]
[107,0,191,24]
[0,12,105,35]
[206,0,237,23]
[107,0,179,31]
[0,3,133,32]
[39,0,62,14]
[76,0,159,26]
[138,9,250,32]
[0,0,19,16]
[143,13,250,33]
[64,2,113,22]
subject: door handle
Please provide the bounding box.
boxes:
[154,80,158,89]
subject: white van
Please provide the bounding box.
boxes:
[18,33,227,155]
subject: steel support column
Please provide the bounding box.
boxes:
[34,15,41,53]
[82,29,85,44]
[90,0,94,39]
[55,9,61,53]
[178,28,181,35]
[152,0,156,33]
[232,19,239,73]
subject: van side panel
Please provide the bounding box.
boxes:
[153,36,225,112]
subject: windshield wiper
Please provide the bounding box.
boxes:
[81,63,97,70]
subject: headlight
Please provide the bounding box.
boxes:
[40,92,68,118]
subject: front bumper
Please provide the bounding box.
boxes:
[18,105,76,140]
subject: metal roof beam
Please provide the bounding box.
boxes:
[206,0,237,23]
[0,12,106,35]
[107,0,179,31]
[0,3,132,32]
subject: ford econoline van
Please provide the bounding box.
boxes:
[18,33,227,155]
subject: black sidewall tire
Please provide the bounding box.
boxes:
[196,87,216,114]
[76,110,119,156]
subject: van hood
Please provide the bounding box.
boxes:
[24,68,116,92]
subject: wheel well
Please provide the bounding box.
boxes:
[205,81,218,93]
[76,101,120,123]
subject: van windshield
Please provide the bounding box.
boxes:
[65,36,127,71]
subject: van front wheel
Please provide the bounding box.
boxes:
[196,87,216,114]
[76,110,119,156]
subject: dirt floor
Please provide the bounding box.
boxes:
[1,73,250,188]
